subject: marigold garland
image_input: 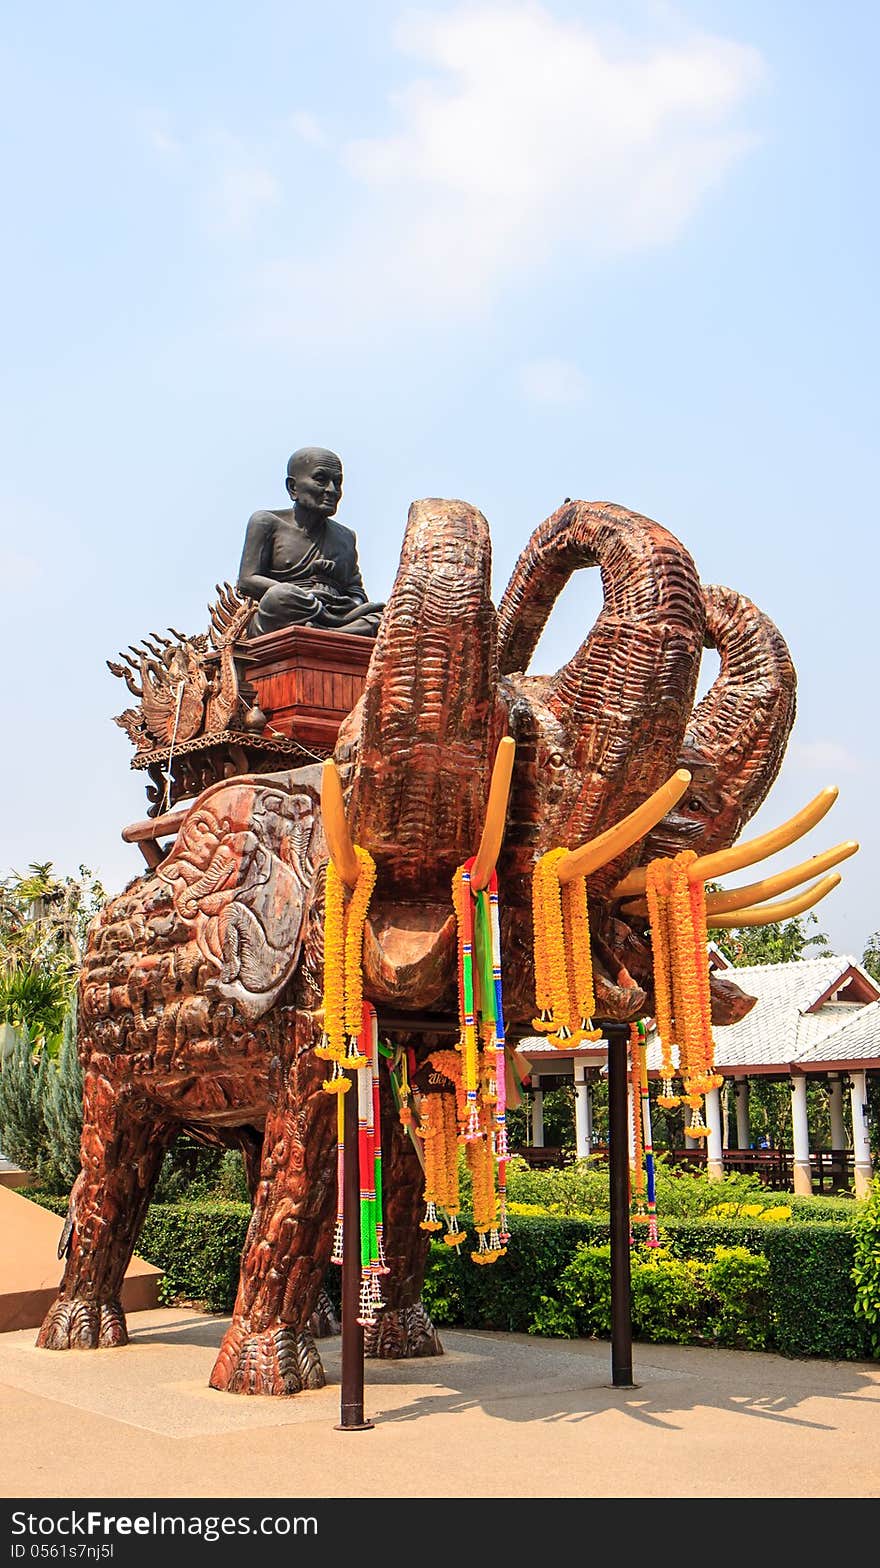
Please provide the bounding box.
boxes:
[628,1019,660,1246]
[330,1002,388,1327]
[629,1022,647,1227]
[531,850,603,1045]
[448,859,511,1264]
[645,850,723,1136]
[319,845,377,1090]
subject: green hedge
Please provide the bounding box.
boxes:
[25,1194,875,1360]
[423,1214,874,1361]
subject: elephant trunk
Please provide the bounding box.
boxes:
[498,502,705,896]
[333,499,507,1008]
[642,583,797,861]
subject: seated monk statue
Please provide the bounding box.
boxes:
[237,446,385,638]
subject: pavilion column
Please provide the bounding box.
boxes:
[790,1075,812,1197]
[849,1071,873,1199]
[705,1085,724,1180]
[734,1076,751,1150]
[530,1075,544,1148]
[573,1061,593,1158]
[828,1075,847,1150]
[627,1080,636,1161]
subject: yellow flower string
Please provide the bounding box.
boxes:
[531,851,557,1031]
[629,1022,648,1224]
[451,862,479,1125]
[440,1093,465,1248]
[320,845,377,1092]
[563,876,603,1041]
[646,856,678,1106]
[645,850,721,1136]
[466,1103,505,1264]
[416,1097,444,1231]
[531,849,602,1045]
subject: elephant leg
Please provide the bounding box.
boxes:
[209,1008,338,1395]
[37,1069,174,1351]
[364,1063,443,1360]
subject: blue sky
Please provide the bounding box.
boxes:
[1,0,876,957]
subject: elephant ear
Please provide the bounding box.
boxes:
[157,766,323,1022]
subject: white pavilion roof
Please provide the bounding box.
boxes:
[645,954,880,1075]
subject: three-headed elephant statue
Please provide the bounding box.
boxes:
[37,496,797,1393]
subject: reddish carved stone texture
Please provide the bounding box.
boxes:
[37,498,796,1392]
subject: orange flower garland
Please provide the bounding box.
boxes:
[467,1102,505,1264]
[531,850,602,1045]
[416,1096,445,1232]
[319,845,377,1092]
[629,1022,648,1225]
[645,850,723,1136]
[645,856,678,1106]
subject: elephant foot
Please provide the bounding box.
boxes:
[308,1287,340,1339]
[209,1321,326,1396]
[36,1296,127,1350]
[364,1301,443,1359]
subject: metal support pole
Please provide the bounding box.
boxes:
[335,1075,374,1431]
[606,1022,635,1389]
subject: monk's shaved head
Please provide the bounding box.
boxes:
[287,447,342,481]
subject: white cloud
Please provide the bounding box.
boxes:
[289,110,328,147]
[328,1,764,318]
[518,356,588,404]
[790,740,860,775]
[190,3,765,340]
[212,157,281,231]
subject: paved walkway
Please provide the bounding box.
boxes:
[1,1308,878,1498]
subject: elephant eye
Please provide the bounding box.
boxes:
[547,751,565,770]
[687,796,705,812]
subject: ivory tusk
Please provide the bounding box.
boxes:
[320,759,360,890]
[707,873,841,929]
[557,768,692,886]
[470,737,516,891]
[703,841,858,916]
[613,785,840,899]
[621,839,859,919]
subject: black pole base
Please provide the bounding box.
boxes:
[334,1417,376,1432]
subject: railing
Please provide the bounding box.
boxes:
[512,1144,855,1192]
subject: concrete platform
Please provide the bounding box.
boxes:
[0,1307,878,1498]
[0,1186,163,1332]
[0,1157,35,1189]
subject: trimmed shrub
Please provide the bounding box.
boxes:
[852,1182,880,1356]
[141,1202,252,1311]
[704,1246,771,1350]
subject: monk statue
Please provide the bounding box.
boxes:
[237,447,385,638]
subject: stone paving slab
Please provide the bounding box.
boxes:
[1,1308,878,1498]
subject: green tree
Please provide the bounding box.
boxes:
[42,999,84,1186]
[709,910,831,968]
[861,932,880,984]
[0,1024,50,1171]
[0,863,105,1047]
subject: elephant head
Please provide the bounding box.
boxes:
[148,496,797,1032]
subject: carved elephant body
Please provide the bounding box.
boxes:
[37,497,796,1394]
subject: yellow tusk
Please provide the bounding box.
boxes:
[613,785,839,899]
[692,787,839,884]
[320,759,360,890]
[471,737,516,891]
[704,841,858,916]
[707,873,841,929]
[558,768,692,887]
